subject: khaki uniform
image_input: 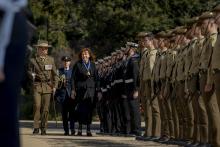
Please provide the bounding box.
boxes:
[144,48,161,137]
[165,49,178,138]
[199,33,220,147]
[139,48,149,135]
[159,49,174,138]
[188,38,208,144]
[28,55,58,129]
[183,41,194,141]
[150,51,161,137]
[175,46,187,140]
[170,50,180,139]
[211,34,220,112]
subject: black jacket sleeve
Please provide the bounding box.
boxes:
[131,58,139,91]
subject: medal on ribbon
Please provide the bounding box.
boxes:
[83,60,91,77]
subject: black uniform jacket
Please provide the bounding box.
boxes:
[123,54,140,97]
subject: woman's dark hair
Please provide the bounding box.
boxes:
[78,48,95,61]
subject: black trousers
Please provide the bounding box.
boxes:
[97,99,105,132]
[76,98,94,125]
[61,97,76,133]
[111,98,121,133]
[0,13,28,147]
[121,98,141,134]
[121,98,131,134]
[103,99,112,133]
[128,99,141,134]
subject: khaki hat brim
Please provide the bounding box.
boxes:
[34,44,52,48]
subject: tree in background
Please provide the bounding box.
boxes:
[20,0,218,120]
[29,0,217,58]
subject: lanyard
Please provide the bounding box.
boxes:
[83,60,91,71]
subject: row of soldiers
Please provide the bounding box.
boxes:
[96,42,141,136]
[95,4,220,147]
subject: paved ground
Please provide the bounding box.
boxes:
[20,121,178,147]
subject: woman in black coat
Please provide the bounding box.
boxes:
[72,48,101,136]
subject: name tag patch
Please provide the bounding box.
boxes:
[45,65,52,70]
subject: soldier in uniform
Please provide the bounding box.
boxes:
[182,23,198,146]
[200,11,220,147]
[114,49,126,134]
[157,33,174,143]
[164,32,178,143]
[169,30,181,144]
[105,56,113,133]
[152,32,163,141]
[187,19,209,146]
[211,4,220,116]
[176,29,191,144]
[96,59,105,133]
[123,42,141,136]
[28,40,58,135]
[102,57,112,133]
[144,35,161,140]
[55,56,76,136]
[110,51,122,134]
[136,32,152,138]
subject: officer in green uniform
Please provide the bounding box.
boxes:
[136,32,153,137]
[28,40,58,135]
[200,11,220,147]
[211,4,220,117]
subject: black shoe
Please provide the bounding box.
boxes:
[33,128,39,134]
[157,136,170,143]
[142,133,148,137]
[71,130,75,136]
[184,140,193,146]
[198,143,211,147]
[188,142,200,147]
[149,136,160,141]
[77,131,82,136]
[135,132,142,137]
[41,129,46,135]
[64,132,69,136]
[136,136,150,141]
[87,131,92,136]
[166,138,175,144]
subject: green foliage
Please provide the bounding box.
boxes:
[29,0,217,57]
[21,0,217,120]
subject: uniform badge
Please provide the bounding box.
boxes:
[45,65,53,70]
[87,71,91,76]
